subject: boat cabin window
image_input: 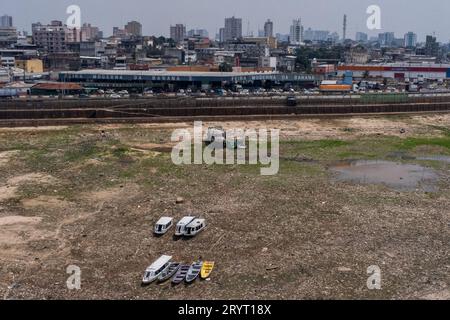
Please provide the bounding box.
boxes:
[155,263,168,274]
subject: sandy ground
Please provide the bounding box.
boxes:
[0,114,449,300]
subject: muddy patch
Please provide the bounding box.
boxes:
[0,150,19,166]
[0,173,59,202]
[129,143,175,153]
[21,196,72,210]
[329,160,439,192]
[416,155,450,163]
[387,151,450,164]
[7,173,58,185]
[0,216,43,245]
[0,186,19,201]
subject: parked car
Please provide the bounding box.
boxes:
[286,96,298,107]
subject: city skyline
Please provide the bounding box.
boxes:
[1,0,449,42]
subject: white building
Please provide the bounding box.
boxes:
[404,32,417,48]
[259,56,277,70]
[289,19,303,45]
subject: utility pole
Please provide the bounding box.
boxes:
[343,14,347,41]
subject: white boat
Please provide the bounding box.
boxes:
[175,216,196,236]
[184,219,206,237]
[142,255,172,284]
[154,217,174,235]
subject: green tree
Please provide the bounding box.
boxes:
[219,62,233,72]
[295,46,345,73]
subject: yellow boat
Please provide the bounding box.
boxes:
[200,261,215,279]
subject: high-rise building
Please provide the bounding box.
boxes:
[219,28,225,42]
[378,32,395,46]
[187,29,209,38]
[125,21,142,37]
[355,32,368,42]
[276,33,289,43]
[404,32,417,48]
[32,21,68,53]
[170,24,186,42]
[304,28,330,42]
[264,19,273,38]
[113,27,128,38]
[425,35,439,57]
[224,17,242,41]
[0,15,13,28]
[343,14,347,40]
[0,26,17,47]
[289,19,303,45]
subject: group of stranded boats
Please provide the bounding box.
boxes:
[142,255,215,285]
[142,216,212,285]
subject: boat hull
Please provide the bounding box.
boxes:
[158,263,181,282]
[172,264,190,284]
[185,262,203,283]
[200,261,215,279]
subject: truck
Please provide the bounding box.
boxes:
[0,88,19,99]
[319,84,353,93]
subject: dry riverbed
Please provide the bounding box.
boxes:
[0,114,449,300]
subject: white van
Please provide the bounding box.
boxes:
[184,219,206,237]
[154,217,174,235]
[142,255,172,284]
[175,216,196,236]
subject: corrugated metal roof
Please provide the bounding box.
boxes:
[60,69,279,77]
[32,82,83,90]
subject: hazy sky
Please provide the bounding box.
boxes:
[2,0,448,42]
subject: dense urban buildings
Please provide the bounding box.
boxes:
[80,23,103,41]
[304,28,331,42]
[1,11,450,91]
[378,32,395,46]
[355,32,368,43]
[187,29,208,38]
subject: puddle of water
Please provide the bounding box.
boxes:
[329,160,439,192]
